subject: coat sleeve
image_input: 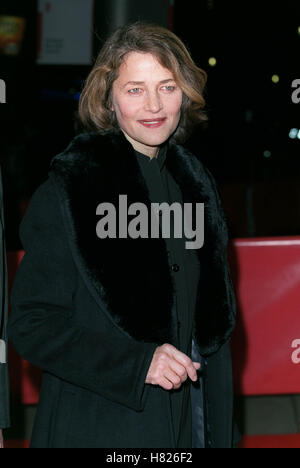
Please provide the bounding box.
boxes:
[0,167,10,429]
[8,178,158,412]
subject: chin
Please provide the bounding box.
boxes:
[139,132,173,147]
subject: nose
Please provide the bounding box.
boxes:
[144,90,162,113]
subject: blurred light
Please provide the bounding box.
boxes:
[263,150,272,158]
[289,128,300,139]
[245,109,253,123]
[298,26,300,35]
[0,16,26,56]
[208,57,217,67]
[272,75,280,84]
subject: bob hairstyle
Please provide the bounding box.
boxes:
[78,21,208,144]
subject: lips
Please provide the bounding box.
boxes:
[138,118,166,128]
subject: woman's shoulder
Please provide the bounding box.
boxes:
[20,177,64,238]
[48,133,95,176]
[27,177,58,211]
[49,131,123,175]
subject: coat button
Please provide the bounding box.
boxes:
[171,264,180,272]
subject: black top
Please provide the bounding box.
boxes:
[134,144,201,448]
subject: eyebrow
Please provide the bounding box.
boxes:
[122,78,175,88]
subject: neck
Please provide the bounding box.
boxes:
[120,130,159,159]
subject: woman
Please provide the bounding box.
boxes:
[0,166,10,448]
[8,22,237,448]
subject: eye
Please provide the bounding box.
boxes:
[128,88,142,94]
[162,85,176,92]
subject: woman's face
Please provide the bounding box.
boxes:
[111,51,183,158]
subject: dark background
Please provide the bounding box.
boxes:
[0,0,299,250]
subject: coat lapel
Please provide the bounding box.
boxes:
[49,131,236,356]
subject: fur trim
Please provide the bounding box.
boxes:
[49,131,236,356]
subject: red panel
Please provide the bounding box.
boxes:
[4,440,30,449]
[4,436,300,449]
[230,237,300,395]
[238,434,300,449]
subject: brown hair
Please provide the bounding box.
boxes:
[78,21,208,144]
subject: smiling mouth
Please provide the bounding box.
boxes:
[138,118,167,128]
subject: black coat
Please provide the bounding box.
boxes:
[8,131,237,448]
[0,167,10,429]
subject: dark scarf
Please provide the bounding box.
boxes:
[49,130,236,357]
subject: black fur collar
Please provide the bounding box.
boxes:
[49,131,236,356]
